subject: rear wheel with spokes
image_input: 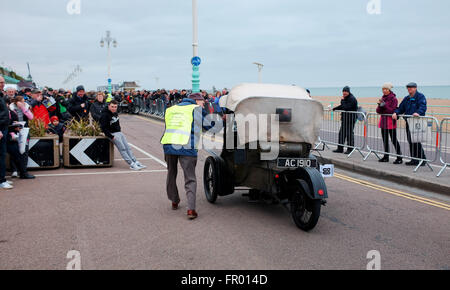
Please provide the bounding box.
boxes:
[203,157,219,203]
[290,179,321,231]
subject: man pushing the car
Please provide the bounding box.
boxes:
[161,93,213,220]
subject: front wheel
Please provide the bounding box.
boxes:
[132,104,140,114]
[290,180,321,231]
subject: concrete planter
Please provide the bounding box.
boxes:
[63,135,114,168]
[27,135,60,170]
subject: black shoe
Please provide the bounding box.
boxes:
[378,157,389,163]
[333,149,344,154]
[393,158,403,165]
[405,161,419,166]
[20,174,35,180]
[421,162,427,167]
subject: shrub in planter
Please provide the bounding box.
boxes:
[63,118,114,168]
[29,119,47,138]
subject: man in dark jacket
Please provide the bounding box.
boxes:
[0,76,13,189]
[393,82,428,166]
[332,86,359,154]
[100,100,146,171]
[68,85,90,120]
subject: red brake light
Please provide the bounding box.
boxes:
[318,189,324,196]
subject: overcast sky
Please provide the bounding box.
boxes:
[1,0,449,91]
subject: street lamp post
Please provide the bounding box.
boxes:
[100,31,118,94]
[253,62,264,83]
[192,0,200,93]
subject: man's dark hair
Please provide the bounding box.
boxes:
[109,100,119,105]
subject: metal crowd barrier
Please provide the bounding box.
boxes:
[437,118,450,177]
[141,99,223,120]
[150,100,156,115]
[158,99,166,117]
[138,98,164,119]
[137,97,146,113]
[364,113,440,172]
[317,110,367,158]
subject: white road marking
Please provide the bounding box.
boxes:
[114,158,153,161]
[128,143,167,168]
[34,170,167,178]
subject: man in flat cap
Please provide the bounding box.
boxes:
[393,82,428,166]
[161,92,212,220]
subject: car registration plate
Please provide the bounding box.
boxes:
[277,158,317,169]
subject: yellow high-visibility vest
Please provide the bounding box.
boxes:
[161,104,199,145]
[106,94,113,103]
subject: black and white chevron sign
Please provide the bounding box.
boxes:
[67,138,112,166]
[27,139,56,168]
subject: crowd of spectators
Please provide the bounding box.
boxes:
[0,76,229,189]
[107,88,228,114]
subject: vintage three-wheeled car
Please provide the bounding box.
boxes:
[203,83,328,231]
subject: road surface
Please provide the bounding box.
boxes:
[0,115,448,270]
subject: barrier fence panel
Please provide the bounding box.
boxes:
[318,110,367,158]
[138,97,146,112]
[155,99,161,117]
[156,99,165,118]
[437,118,450,177]
[140,99,167,118]
[364,113,439,172]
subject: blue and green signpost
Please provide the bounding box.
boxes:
[192,56,201,93]
[192,0,200,93]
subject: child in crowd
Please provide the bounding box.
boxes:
[47,116,65,142]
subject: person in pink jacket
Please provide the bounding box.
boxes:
[9,95,34,125]
[376,83,403,164]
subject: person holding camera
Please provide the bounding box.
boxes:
[332,86,358,154]
[9,95,34,126]
[68,85,90,120]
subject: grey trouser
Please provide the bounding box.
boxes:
[112,132,137,165]
[165,154,198,210]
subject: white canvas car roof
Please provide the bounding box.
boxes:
[219,83,323,145]
[220,83,311,111]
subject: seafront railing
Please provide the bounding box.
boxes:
[319,101,450,121]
